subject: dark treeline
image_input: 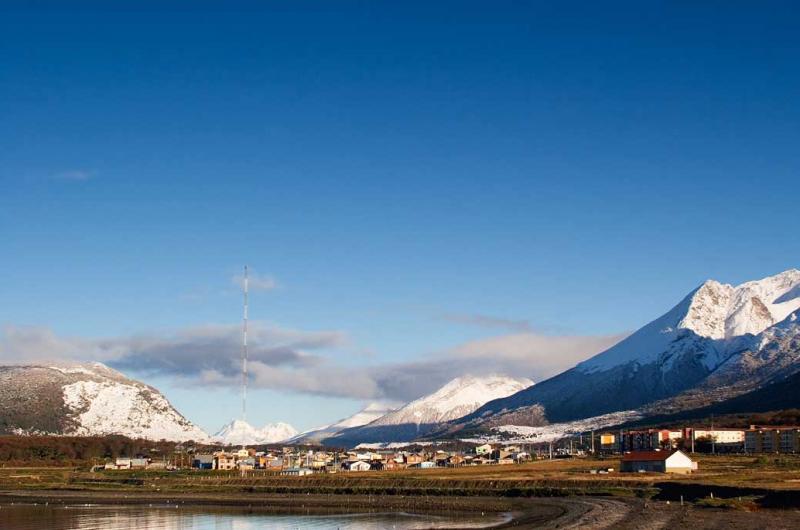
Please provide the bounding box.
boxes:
[622,409,800,432]
[680,409,800,428]
[0,435,211,466]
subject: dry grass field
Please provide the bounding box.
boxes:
[2,457,800,529]
[2,454,799,500]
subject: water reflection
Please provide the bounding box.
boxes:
[0,504,510,529]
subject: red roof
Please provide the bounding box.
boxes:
[621,451,673,462]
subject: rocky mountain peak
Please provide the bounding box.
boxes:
[678,269,800,341]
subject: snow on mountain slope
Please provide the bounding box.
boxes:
[371,375,533,426]
[214,419,297,445]
[687,309,800,395]
[728,270,800,336]
[464,409,643,445]
[580,269,800,372]
[323,375,533,446]
[63,379,208,441]
[637,309,800,418]
[0,362,208,441]
[334,402,399,429]
[288,402,399,444]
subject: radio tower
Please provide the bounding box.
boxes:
[241,265,249,425]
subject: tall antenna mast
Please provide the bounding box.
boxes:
[242,265,249,424]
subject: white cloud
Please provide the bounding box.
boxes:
[447,332,627,378]
[366,331,627,401]
[0,322,625,403]
[0,322,344,377]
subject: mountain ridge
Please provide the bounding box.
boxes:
[214,419,298,446]
[452,269,800,432]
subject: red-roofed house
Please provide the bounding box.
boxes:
[620,450,696,474]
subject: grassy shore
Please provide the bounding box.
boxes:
[2,454,800,504]
[3,457,800,528]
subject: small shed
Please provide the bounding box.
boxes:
[620,450,696,474]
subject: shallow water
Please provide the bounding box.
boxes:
[0,504,511,529]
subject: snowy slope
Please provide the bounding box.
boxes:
[579,269,800,372]
[63,379,209,441]
[0,362,208,441]
[460,269,800,427]
[324,375,532,446]
[465,410,643,445]
[214,419,297,445]
[334,402,399,429]
[289,402,399,444]
[371,375,533,426]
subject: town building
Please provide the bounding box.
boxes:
[192,454,214,470]
[687,427,745,452]
[475,444,493,456]
[745,426,800,453]
[620,429,681,452]
[599,433,617,452]
[346,460,372,472]
[620,450,696,474]
[214,452,237,471]
[448,455,466,467]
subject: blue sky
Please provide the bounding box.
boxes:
[1,1,799,433]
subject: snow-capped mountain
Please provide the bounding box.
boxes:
[0,362,209,442]
[580,269,800,372]
[214,419,297,446]
[289,402,399,444]
[324,374,532,446]
[458,269,800,429]
[372,375,532,426]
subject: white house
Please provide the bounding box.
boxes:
[621,450,697,474]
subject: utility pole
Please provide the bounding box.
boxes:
[591,430,595,455]
[711,415,716,455]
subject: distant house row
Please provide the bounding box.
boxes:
[188,444,534,474]
[596,425,800,454]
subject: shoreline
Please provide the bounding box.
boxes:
[4,490,800,529]
[0,490,594,529]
